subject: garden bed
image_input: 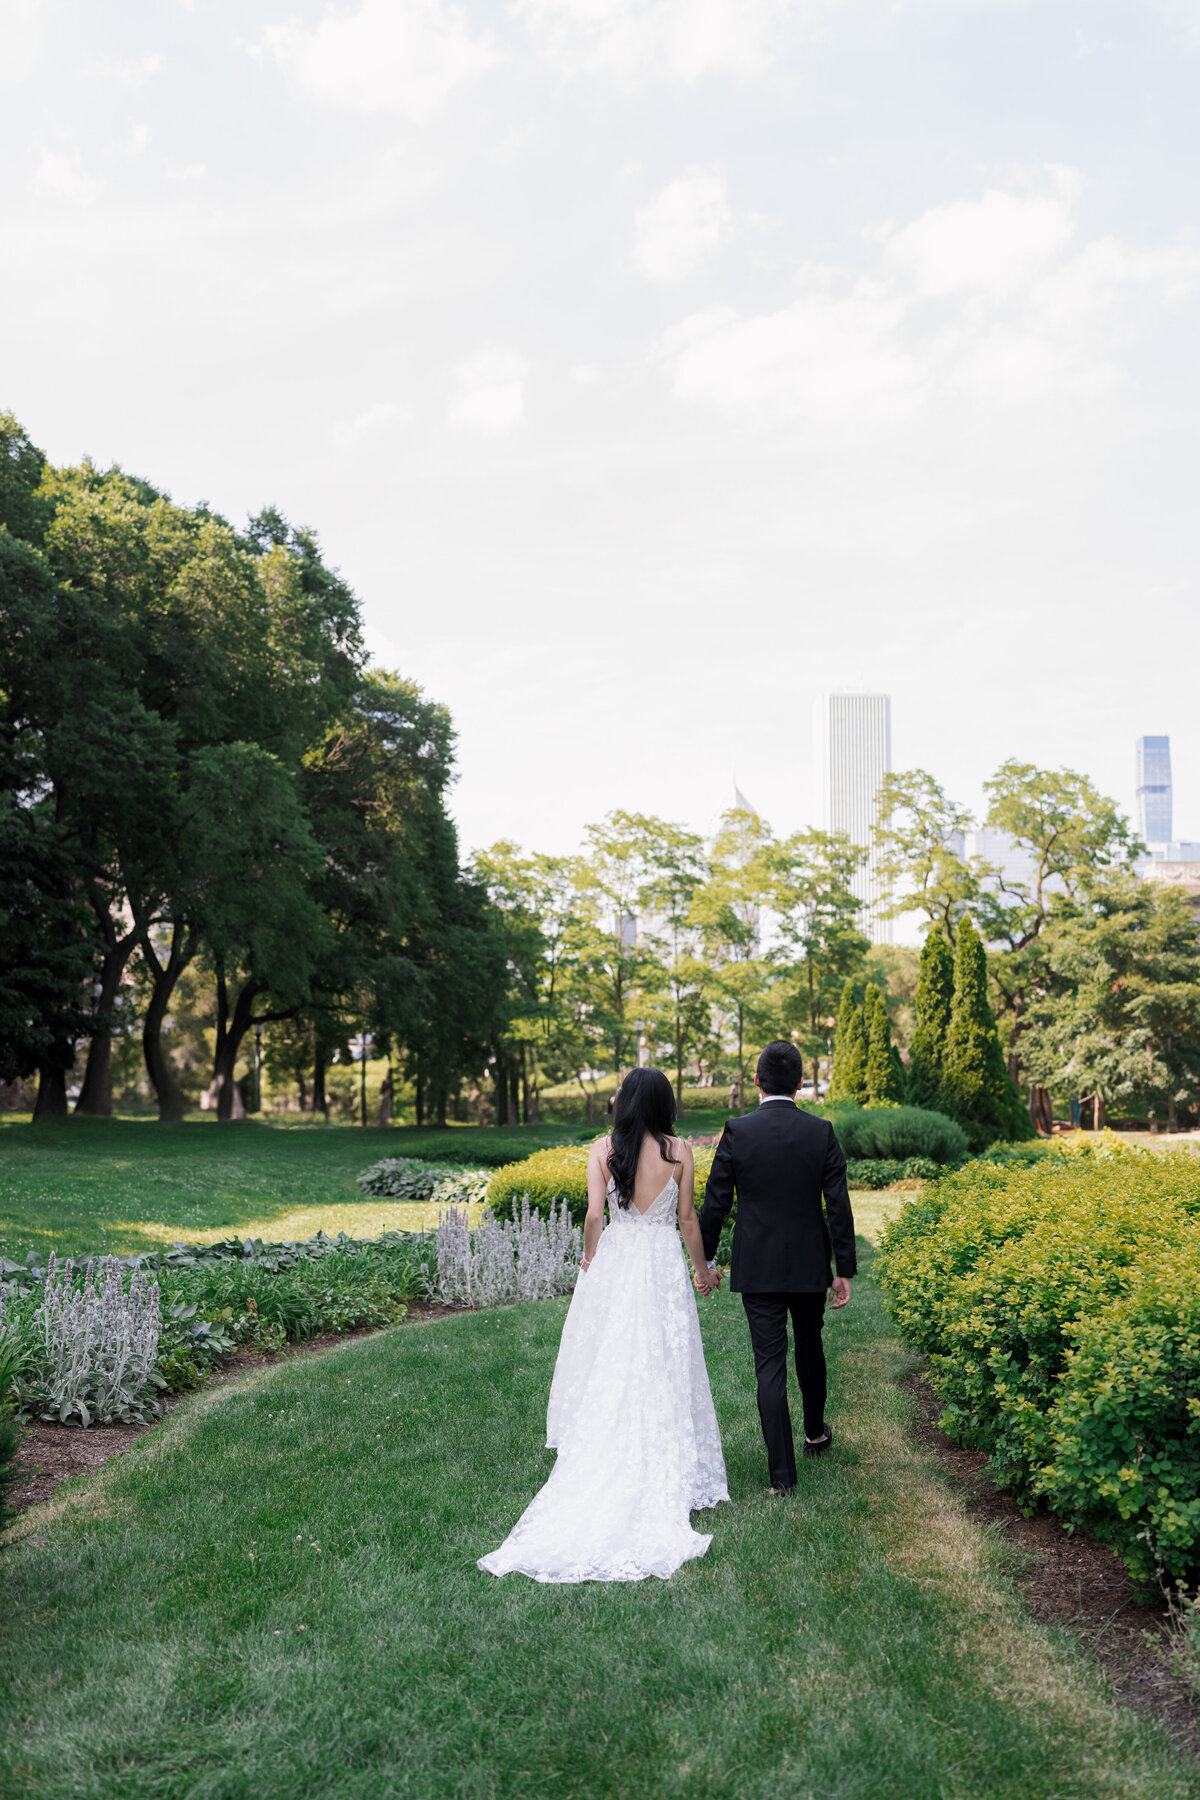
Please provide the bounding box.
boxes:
[904,1366,1200,1758]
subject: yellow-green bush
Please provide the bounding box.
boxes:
[877,1145,1200,1584]
[488,1144,716,1225]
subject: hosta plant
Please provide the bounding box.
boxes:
[26,1253,162,1427]
[356,1157,489,1205]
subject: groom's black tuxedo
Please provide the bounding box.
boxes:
[698,1098,857,1491]
[698,1100,856,1290]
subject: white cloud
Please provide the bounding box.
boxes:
[570,363,600,383]
[447,350,528,435]
[0,0,44,89]
[334,401,415,447]
[660,284,922,428]
[129,123,152,156]
[261,0,497,120]
[633,167,731,281]
[657,169,1200,431]
[32,147,101,206]
[880,166,1079,296]
[96,51,165,88]
[1149,1,1200,51]
[517,0,802,84]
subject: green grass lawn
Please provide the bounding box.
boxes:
[0,1118,581,1262]
[2,1244,1191,1799]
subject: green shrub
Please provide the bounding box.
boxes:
[876,1147,1200,1584]
[0,1403,24,1529]
[821,1104,968,1165]
[845,1157,942,1189]
[488,1145,716,1225]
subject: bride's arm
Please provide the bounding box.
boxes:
[581,1139,609,1269]
[675,1145,712,1293]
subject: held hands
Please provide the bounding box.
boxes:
[694,1263,722,1297]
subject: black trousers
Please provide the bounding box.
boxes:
[741,1290,828,1491]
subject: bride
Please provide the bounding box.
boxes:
[478,1067,730,1583]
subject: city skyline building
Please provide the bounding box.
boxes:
[1136,735,1173,844]
[813,691,893,945]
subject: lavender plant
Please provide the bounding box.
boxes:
[27,1253,163,1427]
[434,1198,581,1307]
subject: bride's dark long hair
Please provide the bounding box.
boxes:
[607,1067,678,1208]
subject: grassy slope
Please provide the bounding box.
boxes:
[1,1250,1190,1800]
[0,1119,579,1261]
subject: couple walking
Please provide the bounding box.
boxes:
[478,1040,858,1584]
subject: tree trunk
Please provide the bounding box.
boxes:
[32,1062,69,1122]
[139,923,191,1123]
[524,1047,540,1123]
[737,1009,745,1115]
[576,1072,594,1125]
[376,1070,394,1127]
[76,910,142,1117]
[676,1013,684,1116]
[1168,1090,1178,1133]
[313,1043,329,1120]
[1094,1092,1105,1131]
[509,1061,521,1127]
[492,1043,509,1126]
[211,971,263,1123]
[414,1072,424,1128]
[1028,1084,1054,1137]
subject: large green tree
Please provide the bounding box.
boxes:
[1020,872,1200,1131]
[828,979,868,1104]
[770,828,868,1090]
[691,807,777,1113]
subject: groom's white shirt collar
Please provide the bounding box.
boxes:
[759,1093,796,1104]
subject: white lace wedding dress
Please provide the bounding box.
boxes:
[478,1173,729,1583]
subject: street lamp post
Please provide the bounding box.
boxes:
[254,1022,264,1114]
[356,1031,373,1129]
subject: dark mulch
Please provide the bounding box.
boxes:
[904,1369,1200,1756]
[5,1299,461,1521]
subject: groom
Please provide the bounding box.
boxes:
[698,1040,856,1495]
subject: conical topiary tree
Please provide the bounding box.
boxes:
[938,915,1033,1145]
[907,931,954,1109]
[864,984,903,1104]
[829,978,868,1104]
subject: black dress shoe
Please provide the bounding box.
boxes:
[767,1483,795,1496]
[803,1423,833,1456]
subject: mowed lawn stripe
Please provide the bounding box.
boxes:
[0,1252,1192,1800]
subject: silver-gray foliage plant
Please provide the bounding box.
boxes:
[435,1198,581,1307]
[27,1253,163,1427]
[357,1157,490,1206]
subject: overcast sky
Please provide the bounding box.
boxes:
[4,0,1199,875]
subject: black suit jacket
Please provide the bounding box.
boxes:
[698,1101,857,1293]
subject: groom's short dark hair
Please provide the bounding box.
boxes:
[756,1040,803,1096]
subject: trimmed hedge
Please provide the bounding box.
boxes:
[820,1104,968,1165]
[488,1145,717,1226]
[877,1145,1200,1585]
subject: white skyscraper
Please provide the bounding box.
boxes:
[813,692,893,945]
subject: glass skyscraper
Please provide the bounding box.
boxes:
[1135,736,1172,844]
[813,692,892,944]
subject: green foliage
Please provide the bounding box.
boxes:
[877,1146,1200,1584]
[488,1144,716,1225]
[864,984,903,1104]
[938,917,1034,1147]
[845,1157,943,1189]
[907,932,954,1109]
[355,1157,489,1204]
[0,1401,24,1530]
[822,1103,968,1164]
[829,979,868,1103]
